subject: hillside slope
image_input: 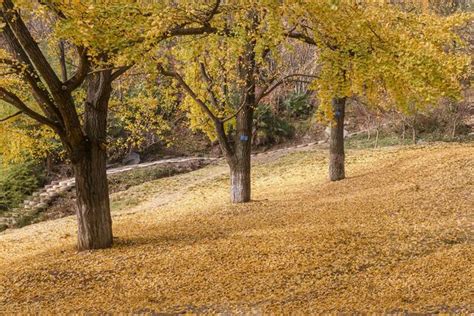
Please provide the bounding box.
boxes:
[0,143,473,313]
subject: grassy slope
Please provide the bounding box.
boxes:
[0,143,472,313]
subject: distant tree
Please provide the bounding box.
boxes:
[288,1,471,180]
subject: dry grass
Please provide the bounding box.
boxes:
[0,143,473,313]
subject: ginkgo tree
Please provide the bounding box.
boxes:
[155,1,317,203]
[0,0,222,250]
[287,0,471,181]
[0,0,133,250]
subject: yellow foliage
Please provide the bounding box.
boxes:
[290,1,471,118]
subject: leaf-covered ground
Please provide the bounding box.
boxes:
[0,143,472,313]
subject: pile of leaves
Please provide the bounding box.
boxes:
[0,143,472,313]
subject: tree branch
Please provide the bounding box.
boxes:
[2,0,63,94]
[286,31,317,45]
[37,0,67,19]
[199,62,220,108]
[1,23,64,126]
[157,63,235,157]
[111,65,133,81]
[58,40,68,81]
[0,87,60,130]
[256,74,318,103]
[64,46,89,90]
[0,110,22,122]
[157,63,220,123]
[221,100,246,123]
[286,29,338,51]
[203,0,221,25]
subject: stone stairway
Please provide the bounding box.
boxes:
[1,157,217,229]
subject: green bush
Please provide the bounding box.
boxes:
[282,92,313,118]
[253,104,294,146]
[0,161,45,213]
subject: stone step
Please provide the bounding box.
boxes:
[39,192,50,198]
[35,202,48,210]
[39,197,51,204]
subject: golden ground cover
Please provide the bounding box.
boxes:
[0,143,473,313]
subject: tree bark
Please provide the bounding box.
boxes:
[228,31,256,204]
[58,40,68,82]
[230,104,253,203]
[329,97,346,181]
[73,144,112,250]
[73,70,113,250]
[411,113,417,145]
[451,117,457,139]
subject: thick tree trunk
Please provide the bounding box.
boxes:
[73,144,112,250]
[230,160,251,203]
[72,70,113,250]
[329,97,346,181]
[230,106,253,203]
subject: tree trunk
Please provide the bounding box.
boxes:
[374,128,379,149]
[228,31,256,204]
[230,159,251,203]
[401,123,406,143]
[58,40,68,81]
[451,117,457,139]
[73,70,113,250]
[329,97,346,181]
[412,114,417,145]
[366,116,371,140]
[230,105,253,203]
[73,144,112,250]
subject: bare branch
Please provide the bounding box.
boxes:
[0,110,22,122]
[111,65,133,81]
[256,73,318,103]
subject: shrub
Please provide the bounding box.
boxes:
[282,92,313,118]
[0,161,45,212]
[253,104,294,146]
